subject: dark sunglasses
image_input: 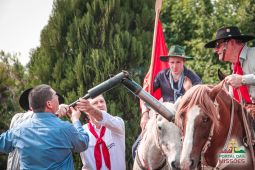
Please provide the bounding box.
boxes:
[215,39,229,48]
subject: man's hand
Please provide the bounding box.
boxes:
[225,74,243,88]
[76,98,103,121]
[56,104,70,117]
[183,76,192,92]
[76,98,95,113]
[67,107,81,123]
[140,111,149,131]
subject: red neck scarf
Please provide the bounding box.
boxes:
[233,51,251,104]
[88,122,111,170]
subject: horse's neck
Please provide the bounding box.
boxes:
[138,119,165,168]
[205,98,245,166]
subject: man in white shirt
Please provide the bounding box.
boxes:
[77,95,125,170]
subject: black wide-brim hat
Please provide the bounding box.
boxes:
[19,88,65,111]
[205,26,255,48]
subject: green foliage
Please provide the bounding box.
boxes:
[0,51,27,169]
[161,0,254,84]
[28,0,154,168]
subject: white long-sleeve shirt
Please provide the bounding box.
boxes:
[80,111,125,170]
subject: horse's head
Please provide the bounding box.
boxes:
[152,102,182,170]
[175,83,223,170]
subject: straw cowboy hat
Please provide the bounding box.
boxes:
[160,45,192,62]
[19,88,65,111]
[205,26,255,48]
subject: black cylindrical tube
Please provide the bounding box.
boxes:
[88,71,129,98]
[69,94,90,107]
[69,71,129,107]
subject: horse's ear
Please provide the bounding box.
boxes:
[218,69,226,81]
[208,81,225,101]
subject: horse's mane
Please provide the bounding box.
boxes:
[176,84,220,132]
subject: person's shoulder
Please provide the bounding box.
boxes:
[10,111,34,128]
[184,67,202,83]
[247,47,255,58]
[184,67,197,76]
[158,68,169,74]
[102,112,125,125]
[155,68,169,78]
[248,46,255,51]
[58,119,73,127]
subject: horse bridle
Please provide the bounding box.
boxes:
[200,87,255,169]
[200,98,235,170]
[135,151,167,170]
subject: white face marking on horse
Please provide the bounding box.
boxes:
[180,105,201,169]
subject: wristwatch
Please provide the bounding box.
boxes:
[241,77,246,85]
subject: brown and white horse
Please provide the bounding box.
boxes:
[175,82,254,170]
[133,102,182,170]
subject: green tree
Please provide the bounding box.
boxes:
[0,51,26,169]
[5,0,254,168]
[28,0,156,168]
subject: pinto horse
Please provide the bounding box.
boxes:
[133,102,182,170]
[175,81,254,170]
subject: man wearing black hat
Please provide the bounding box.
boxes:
[205,26,255,116]
[7,87,72,170]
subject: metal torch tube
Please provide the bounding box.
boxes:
[69,70,129,107]
[121,78,174,121]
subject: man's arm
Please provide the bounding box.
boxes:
[0,130,14,154]
[225,74,255,88]
[76,98,124,134]
[242,74,255,86]
[139,73,163,131]
[97,111,125,135]
[66,107,89,152]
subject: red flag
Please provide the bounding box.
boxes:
[143,20,169,99]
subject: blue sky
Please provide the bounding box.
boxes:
[0,0,53,65]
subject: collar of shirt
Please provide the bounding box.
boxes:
[240,44,248,66]
[89,121,104,132]
[32,112,57,119]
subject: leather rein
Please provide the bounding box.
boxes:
[135,114,167,170]
[200,83,255,169]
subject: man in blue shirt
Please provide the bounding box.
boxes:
[0,84,89,170]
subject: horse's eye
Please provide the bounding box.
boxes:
[202,116,209,123]
[180,113,184,119]
[158,125,162,130]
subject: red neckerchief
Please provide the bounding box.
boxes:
[233,49,251,104]
[88,122,111,170]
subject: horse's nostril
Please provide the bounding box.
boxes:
[171,161,180,169]
[190,159,195,167]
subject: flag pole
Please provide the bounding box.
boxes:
[148,0,163,93]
